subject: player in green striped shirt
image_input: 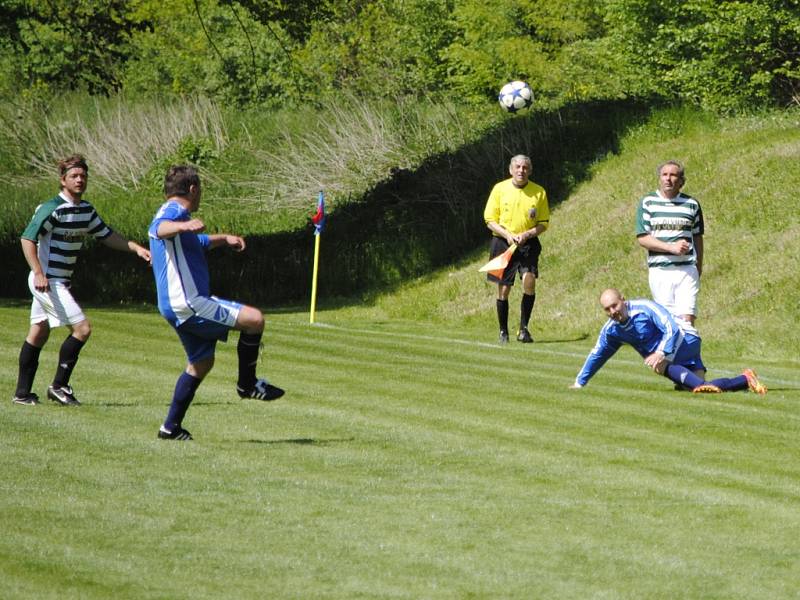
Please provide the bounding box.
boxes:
[12,155,151,406]
[635,160,704,327]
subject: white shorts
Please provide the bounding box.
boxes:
[28,272,86,327]
[648,265,700,318]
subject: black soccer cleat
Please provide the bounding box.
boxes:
[47,385,81,406]
[499,330,510,344]
[12,392,40,406]
[157,426,193,440]
[237,378,285,401]
[516,327,534,343]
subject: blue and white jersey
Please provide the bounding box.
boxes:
[148,201,212,326]
[575,299,693,386]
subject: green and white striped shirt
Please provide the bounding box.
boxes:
[635,191,704,268]
[21,193,112,282]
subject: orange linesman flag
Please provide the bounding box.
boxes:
[478,244,517,279]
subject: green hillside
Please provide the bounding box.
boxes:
[2,106,799,600]
[355,107,800,362]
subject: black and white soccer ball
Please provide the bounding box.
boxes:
[498,81,533,113]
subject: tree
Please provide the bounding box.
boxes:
[0,0,149,94]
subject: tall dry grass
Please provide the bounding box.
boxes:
[0,95,227,190]
[249,95,497,209]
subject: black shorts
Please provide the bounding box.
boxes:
[487,236,541,286]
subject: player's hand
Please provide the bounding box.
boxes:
[33,272,49,292]
[644,351,666,373]
[136,245,152,263]
[226,235,246,252]
[671,239,691,255]
[182,218,206,233]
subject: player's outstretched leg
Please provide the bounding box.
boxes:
[742,369,768,395]
[234,307,284,401]
[665,364,705,390]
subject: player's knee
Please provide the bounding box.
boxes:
[188,356,215,379]
[71,319,92,341]
[238,306,264,334]
[28,321,50,346]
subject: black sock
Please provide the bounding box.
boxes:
[53,335,86,388]
[496,299,509,333]
[520,293,536,329]
[164,371,202,431]
[237,331,262,390]
[16,341,43,397]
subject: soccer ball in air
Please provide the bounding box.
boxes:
[498,81,533,113]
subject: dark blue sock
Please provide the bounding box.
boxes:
[164,372,202,431]
[708,375,748,392]
[665,364,705,389]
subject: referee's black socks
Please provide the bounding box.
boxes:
[496,299,509,333]
[520,293,536,329]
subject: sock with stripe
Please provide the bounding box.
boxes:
[52,335,86,388]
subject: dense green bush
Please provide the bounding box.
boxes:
[0,0,796,111]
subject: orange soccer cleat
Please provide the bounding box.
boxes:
[742,369,768,395]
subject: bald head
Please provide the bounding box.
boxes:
[599,288,628,322]
[600,288,622,305]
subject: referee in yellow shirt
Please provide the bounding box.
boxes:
[483,154,550,344]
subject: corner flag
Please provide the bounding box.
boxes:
[310,191,326,324]
[312,191,326,235]
[478,243,517,279]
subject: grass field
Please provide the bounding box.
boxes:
[2,302,799,599]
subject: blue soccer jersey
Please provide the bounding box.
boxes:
[148,201,212,326]
[575,299,699,386]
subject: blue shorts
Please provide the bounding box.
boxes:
[673,333,706,372]
[174,297,242,363]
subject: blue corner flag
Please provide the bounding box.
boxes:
[312,191,326,235]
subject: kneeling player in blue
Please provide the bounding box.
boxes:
[149,165,284,440]
[571,288,767,395]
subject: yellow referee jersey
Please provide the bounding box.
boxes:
[483,178,550,235]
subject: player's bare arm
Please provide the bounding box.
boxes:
[156,218,206,239]
[693,234,704,276]
[21,238,49,291]
[637,234,690,255]
[208,234,246,252]
[102,232,151,262]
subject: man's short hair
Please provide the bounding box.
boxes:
[58,154,88,176]
[164,165,200,197]
[657,160,685,180]
[509,154,532,170]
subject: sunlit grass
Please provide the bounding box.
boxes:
[1,303,799,598]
